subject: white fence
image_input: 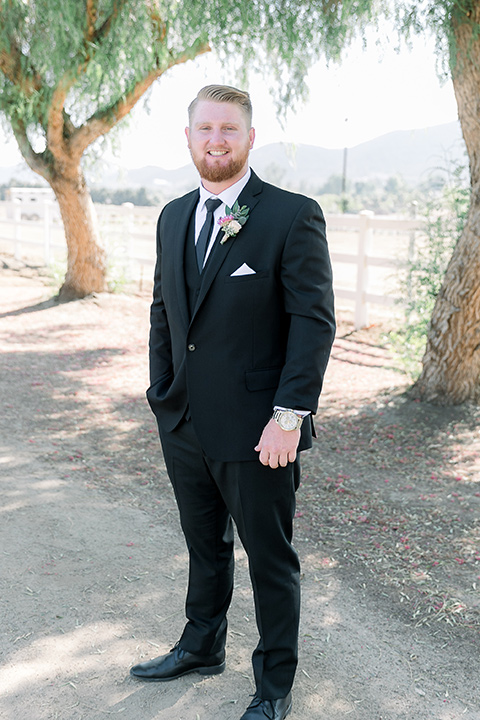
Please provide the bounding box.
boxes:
[0,199,421,329]
[327,210,419,328]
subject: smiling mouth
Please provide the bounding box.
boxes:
[208,150,228,157]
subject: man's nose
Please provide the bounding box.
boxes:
[210,127,226,144]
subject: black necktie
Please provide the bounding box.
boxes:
[196,197,222,272]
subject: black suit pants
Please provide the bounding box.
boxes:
[158,417,301,700]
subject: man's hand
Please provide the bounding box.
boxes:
[254,418,301,468]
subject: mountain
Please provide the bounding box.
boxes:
[234,122,465,188]
[118,121,465,193]
[0,121,465,194]
[346,122,465,181]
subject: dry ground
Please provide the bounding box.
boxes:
[1,254,479,720]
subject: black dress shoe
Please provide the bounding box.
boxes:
[239,692,292,719]
[129,644,226,682]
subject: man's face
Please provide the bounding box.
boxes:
[186,100,255,188]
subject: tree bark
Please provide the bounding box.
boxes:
[414,11,480,404]
[51,170,107,302]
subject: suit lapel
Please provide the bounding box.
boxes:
[192,171,263,320]
[172,189,199,329]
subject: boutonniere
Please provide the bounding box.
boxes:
[218,201,250,244]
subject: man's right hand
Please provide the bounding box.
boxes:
[254,419,300,469]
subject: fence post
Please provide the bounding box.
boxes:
[13,198,22,260]
[354,210,373,329]
[43,199,52,265]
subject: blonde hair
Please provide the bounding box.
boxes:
[188,85,253,127]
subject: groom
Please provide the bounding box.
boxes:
[130,85,335,720]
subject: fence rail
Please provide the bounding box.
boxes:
[0,199,422,329]
[327,210,420,327]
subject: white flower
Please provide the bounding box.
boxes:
[227,220,242,234]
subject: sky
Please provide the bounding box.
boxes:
[0,26,459,171]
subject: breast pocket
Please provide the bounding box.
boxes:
[224,269,270,283]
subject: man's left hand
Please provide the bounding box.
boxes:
[254,419,300,468]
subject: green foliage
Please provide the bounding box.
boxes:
[387,162,470,377]
[1,1,172,128]
[313,173,421,214]
[48,251,129,294]
[2,0,478,174]
[2,1,478,157]
[105,255,130,294]
[46,257,68,291]
[90,186,159,206]
[0,0,384,145]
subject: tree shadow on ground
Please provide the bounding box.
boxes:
[0,297,60,318]
[298,388,480,635]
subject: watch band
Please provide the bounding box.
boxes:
[272,408,304,431]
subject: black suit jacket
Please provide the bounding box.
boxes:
[147,170,336,462]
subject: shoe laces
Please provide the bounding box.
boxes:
[247,696,275,719]
[170,641,185,658]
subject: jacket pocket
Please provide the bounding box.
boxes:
[146,372,173,402]
[224,269,270,283]
[245,366,282,392]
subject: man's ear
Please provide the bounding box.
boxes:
[185,127,190,147]
[249,127,255,150]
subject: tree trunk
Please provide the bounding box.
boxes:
[51,169,107,302]
[414,217,480,403]
[414,13,480,404]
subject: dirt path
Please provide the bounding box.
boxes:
[1,256,479,720]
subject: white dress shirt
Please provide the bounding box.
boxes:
[195,168,251,267]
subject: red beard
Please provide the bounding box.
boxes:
[190,147,250,183]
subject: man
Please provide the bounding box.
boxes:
[130,85,335,720]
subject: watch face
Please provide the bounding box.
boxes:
[279,411,299,431]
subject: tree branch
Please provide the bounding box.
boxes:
[11,117,51,182]
[45,0,131,164]
[46,77,74,166]
[69,39,210,158]
[92,0,129,45]
[0,41,42,96]
[86,0,98,44]
[63,109,76,140]
[146,0,168,53]
[0,0,41,93]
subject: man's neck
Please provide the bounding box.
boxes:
[201,166,250,195]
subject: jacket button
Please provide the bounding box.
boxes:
[187,343,196,352]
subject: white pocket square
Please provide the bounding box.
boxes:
[230,263,256,277]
